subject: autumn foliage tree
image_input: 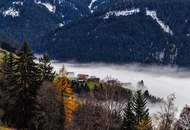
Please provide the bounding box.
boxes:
[136,118,152,130]
[56,77,79,128]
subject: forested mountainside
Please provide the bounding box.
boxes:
[1,0,190,66]
[40,0,190,66]
[0,0,91,46]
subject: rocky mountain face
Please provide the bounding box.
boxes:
[1,0,190,66]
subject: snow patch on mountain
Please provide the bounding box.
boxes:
[155,49,165,62]
[34,0,56,13]
[59,23,65,27]
[88,0,97,13]
[104,8,140,19]
[146,9,173,35]
[2,7,20,17]
[12,1,24,6]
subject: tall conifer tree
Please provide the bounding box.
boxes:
[133,90,152,130]
[121,97,136,130]
[39,53,55,81]
[9,42,41,129]
[0,53,18,125]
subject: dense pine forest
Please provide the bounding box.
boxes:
[0,43,189,130]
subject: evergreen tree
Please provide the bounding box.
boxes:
[8,43,41,129]
[133,90,152,130]
[121,98,136,130]
[0,53,17,125]
[0,53,10,97]
[4,53,15,88]
[39,53,55,81]
[84,83,90,92]
[81,83,90,93]
[0,53,15,86]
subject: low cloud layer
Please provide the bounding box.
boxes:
[52,62,190,115]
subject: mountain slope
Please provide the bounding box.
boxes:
[1,0,190,66]
[39,0,190,66]
[0,0,92,47]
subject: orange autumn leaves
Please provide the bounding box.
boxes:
[55,77,79,127]
[136,119,152,130]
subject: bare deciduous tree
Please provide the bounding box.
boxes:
[174,105,190,130]
[70,82,129,130]
[34,81,65,130]
[70,101,121,130]
[157,94,177,130]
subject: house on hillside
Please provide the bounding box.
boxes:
[106,80,120,85]
[66,72,76,80]
[77,74,89,82]
[87,76,100,83]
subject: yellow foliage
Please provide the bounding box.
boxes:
[56,77,79,127]
[56,77,73,97]
[0,127,13,130]
[64,96,79,124]
[137,118,152,130]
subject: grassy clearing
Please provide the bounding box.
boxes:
[0,49,7,62]
[0,48,17,63]
[86,81,101,90]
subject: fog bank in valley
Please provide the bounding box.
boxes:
[52,62,190,115]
